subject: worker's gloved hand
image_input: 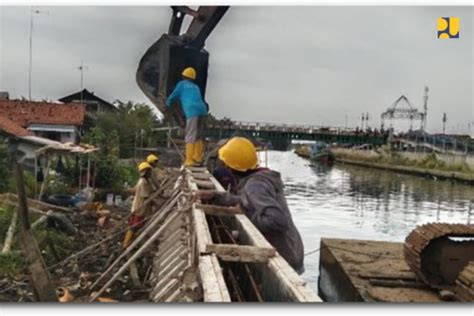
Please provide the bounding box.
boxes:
[193,190,216,202]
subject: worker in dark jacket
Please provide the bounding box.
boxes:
[195,137,305,274]
[166,67,207,166]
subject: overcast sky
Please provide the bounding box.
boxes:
[1,6,473,134]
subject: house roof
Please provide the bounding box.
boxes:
[0,115,33,137]
[58,89,116,111]
[0,100,85,127]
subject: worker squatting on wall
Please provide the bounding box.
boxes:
[194,137,305,274]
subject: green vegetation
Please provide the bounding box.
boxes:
[0,202,74,278]
[0,252,24,278]
[0,138,11,193]
[0,204,23,277]
[81,126,139,189]
[93,101,159,159]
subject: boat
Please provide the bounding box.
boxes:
[309,142,335,165]
[294,142,334,165]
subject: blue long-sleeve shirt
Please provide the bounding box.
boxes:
[165,80,208,119]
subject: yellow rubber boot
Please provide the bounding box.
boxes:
[193,140,204,164]
[185,143,195,167]
[123,230,134,249]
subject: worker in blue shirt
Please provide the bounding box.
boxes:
[166,67,208,166]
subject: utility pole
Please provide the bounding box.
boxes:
[361,113,365,130]
[77,60,88,106]
[28,8,48,101]
[422,86,429,131]
[442,113,447,135]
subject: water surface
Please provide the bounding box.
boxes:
[264,150,474,292]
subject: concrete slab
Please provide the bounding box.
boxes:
[318,238,445,302]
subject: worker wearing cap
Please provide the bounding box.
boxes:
[194,137,305,273]
[146,154,165,190]
[165,67,208,167]
[123,162,153,248]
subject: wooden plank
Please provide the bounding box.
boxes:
[158,247,187,272]
[193,179,216,189]
[155,259,189,291]
[358,272,417,281]
[206,244,275,263]
[192,205,213,254]
[153,278,180,302]
[189,166,208,173]
[164,286,184,302]
[12,158,57,302]
[198,255,231,302]
[267,255,322,302]
[234,210,321,302]
[195,203,243,217]
[190,172,212,180]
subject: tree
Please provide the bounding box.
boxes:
[93,101,159,158]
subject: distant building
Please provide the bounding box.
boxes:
[0,100,85,143]
[0,92,9,100]
[58,89,116,116]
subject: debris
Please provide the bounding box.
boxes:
[96,209,111,217]
[46,213,77,235]
[97,297,118,303]
[97,216,109,228]
[58,287,75,303]
[438,289,456,301]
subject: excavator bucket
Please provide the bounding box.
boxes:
[136,35,209,127]
[136,6,229,127]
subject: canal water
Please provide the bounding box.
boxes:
[264,150,474,293]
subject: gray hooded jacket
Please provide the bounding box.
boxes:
[214,169,305,273]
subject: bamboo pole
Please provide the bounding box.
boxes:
[1,208,18,253]
[89,191,181,289]
[38,155,51,201]
[89,209,183,302]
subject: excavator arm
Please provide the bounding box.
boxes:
[136,6,229,127]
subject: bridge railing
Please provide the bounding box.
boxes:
[207,120,369,136]
[394,133,474,155]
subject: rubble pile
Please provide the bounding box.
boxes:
[0,169,180,303]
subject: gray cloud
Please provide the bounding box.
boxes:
[1,6,472,134]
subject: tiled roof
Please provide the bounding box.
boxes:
[0,100,85,127]
[0,115,33,137]
[59,89,116,111]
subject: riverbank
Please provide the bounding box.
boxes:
[330,148,474,184]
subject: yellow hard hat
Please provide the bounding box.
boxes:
[218,137,258,172]
[146,154,159,164]
[182,67,197,80]
[138,162,152,172]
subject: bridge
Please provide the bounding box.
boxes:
[203,121,388,150]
